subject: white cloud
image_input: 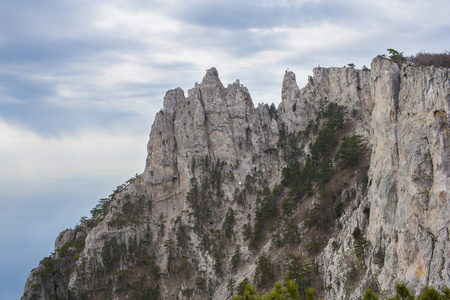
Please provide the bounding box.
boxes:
[261,0,318,7]
[0,118,148,182]
[93,4,183,40]
[55,84,87,99]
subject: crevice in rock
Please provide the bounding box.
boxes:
[426,229,436,286]
[172,111,179,177]
[224,89,241,169]
[197,87,214,161]
[227,111,240,164]
[53,279,59,298]
[393,70,401,123]
[245,126,252,144]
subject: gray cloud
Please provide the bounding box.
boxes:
[2,0,447,136]
[165,0,351,29]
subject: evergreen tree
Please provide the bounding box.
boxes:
[335,135,364,168]
[418,286,444,300]
[236,278,251,297]
[305,204,323,229]
[163,239,175,273]
[387,48,407,62]
[116,269,133,291]
[227,277,236,298]
[393,282,414,300]
[254,254,274,287]
[223,208,236,238]
[231,244,241,268]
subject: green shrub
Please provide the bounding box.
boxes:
[233,280,304,300]
[58,235,86,261]
[363,288,379,300]
[418,286,444,300]
[390,282,414,300]
[353,228,368,261]
[305,287,315,300]
[195,271,207,291]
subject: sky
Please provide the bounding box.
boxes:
[1,0,449,298]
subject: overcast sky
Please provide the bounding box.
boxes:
[1,0,449,298]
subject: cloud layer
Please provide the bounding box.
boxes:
[2,0,449,135]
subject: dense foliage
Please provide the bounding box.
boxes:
[364,282,450,300]
[234,280,450,300]
[408,52,450,68]
[381,48,450,68]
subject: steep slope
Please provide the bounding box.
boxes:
[22,57,449,299]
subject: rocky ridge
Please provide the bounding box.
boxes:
[22,57,449,299]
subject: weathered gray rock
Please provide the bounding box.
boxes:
[320,58,450,299]
[22,59,449,300]
[367,58,449,293]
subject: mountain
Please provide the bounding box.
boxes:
[21,57,449,299]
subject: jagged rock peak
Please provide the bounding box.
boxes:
[281,70,300,102]
[201,67,225,89]
[282,69,297,88]
[162,87,185,117]
[202,67,219,82]
[20,58,450,300]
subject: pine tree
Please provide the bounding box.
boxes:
[335,135,364,168]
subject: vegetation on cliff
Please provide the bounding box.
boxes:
[22,56,450,299]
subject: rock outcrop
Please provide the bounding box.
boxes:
[22,58,449,299]
[319,58,449,298]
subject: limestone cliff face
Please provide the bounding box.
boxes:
[319,58,449,299]
[22,58,449,300]
[279,66,372,135]
[368,59,449,291]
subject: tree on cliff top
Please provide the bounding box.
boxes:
[387,48,406,62]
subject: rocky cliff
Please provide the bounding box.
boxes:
[22,57,449,299]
